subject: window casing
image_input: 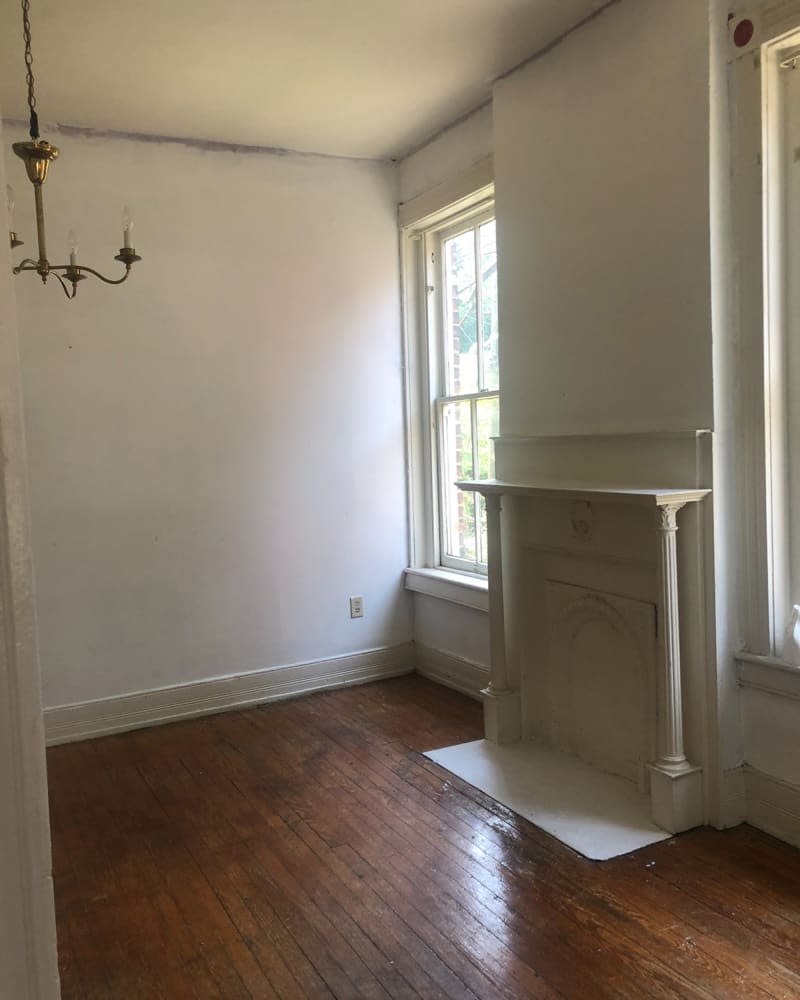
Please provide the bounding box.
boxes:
[734,10,800,658]
[423,204,499,574]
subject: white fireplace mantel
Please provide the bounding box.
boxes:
[458,479,709,508]
[458,478,710,835]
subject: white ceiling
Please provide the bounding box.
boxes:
[0,0,604,160]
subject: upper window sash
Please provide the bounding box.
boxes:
[427,207,498,402]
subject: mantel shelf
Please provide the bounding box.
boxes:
[456,479,710,508]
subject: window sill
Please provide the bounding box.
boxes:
[404,567,489,613]
[737,652,800,701]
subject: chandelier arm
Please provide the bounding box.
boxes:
[12,258,39,274]
[52,263,133,286]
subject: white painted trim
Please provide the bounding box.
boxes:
[400,209,432,569]
[0,446,61,998]
[495,430,710,443]
[761,25,797,652]
[400,184,496,577]
[45,644,415,745]
[404,567,489,612]
[398,157,494,229]
[0,115,60,998]
[743,764,800,848]
[716,12,782,661]
[738,651,800,699]
[728,5,800,658]
[459,479,710,508]
[415,643,489,700]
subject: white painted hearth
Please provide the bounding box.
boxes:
[452,431,713,839]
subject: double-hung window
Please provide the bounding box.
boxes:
[425,206,499,574]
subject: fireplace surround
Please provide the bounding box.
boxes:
[459,431,712,835]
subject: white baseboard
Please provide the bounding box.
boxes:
[44,643,415,746]
[743,765,800,849]
[415,643,489,701]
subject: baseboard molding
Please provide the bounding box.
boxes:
[415,643,489,701]
[44,643,415,745]
[743,765,800,849]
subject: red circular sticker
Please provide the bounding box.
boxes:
[733,18,755,48]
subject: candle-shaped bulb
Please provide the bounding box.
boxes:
[68,229,78,267]
[6,185,15,229]
[122,205,133,249]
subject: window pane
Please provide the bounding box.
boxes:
[479,220,499,391]
[440,400,476,562]
[444,230,478,395]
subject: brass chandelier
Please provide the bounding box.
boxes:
[7,0,142,299]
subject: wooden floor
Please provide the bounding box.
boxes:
[48,676,800,999]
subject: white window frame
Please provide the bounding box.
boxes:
[398,162,495,584]
[731,4,800,662]
[427,207,499,574]
[762,24,795,653]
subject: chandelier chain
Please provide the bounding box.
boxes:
[20,0,39,139]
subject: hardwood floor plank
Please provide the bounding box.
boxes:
[206,844,334,999]
[619,839,800,965]
[410,759,800,999]
[219,716,668,996]
[229,841,379,999]
[333,842,515,1000]
[48,675,800,999]
[256,702,714,997]
[202,696,800,995]
[249,819,421,998]
[289,817,472,1000]
[254,735,697,998]
[304,728,786,998]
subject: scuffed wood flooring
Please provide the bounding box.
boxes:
[47,675,800,998]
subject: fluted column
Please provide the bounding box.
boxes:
[485,492,509,694]
[655,502,689,770]
[648,499,703,835]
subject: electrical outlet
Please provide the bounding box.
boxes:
[349,596,364,619]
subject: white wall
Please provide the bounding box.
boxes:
[494,0,713,438]
[6,125,411,708]
[741,674,800,848]
[743,687,800,786]
[414,593,490,666]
